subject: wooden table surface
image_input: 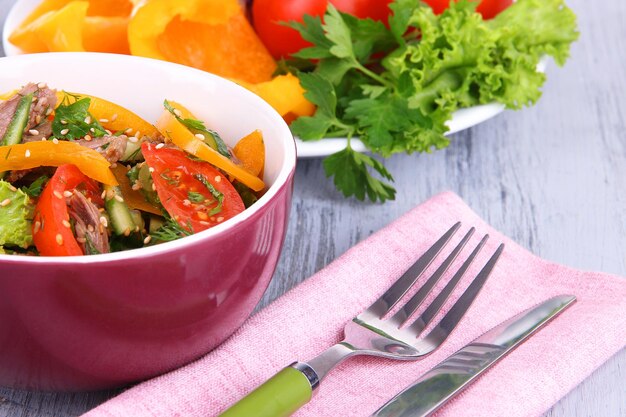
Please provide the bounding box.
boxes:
[1,0,625,415]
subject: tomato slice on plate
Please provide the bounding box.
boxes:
[142,143,244,233]
[32,164,101,256]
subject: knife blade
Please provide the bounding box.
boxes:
[371,294,576,417]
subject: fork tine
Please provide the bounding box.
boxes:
[389,227,475,328]
[407,234,489,334]
[423,243,505,344]
[366,222,461,318]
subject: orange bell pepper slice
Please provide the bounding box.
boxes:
[56,91,160,139]
[234,74,316,120]
[155,107,265,192]
[82,16,130,54]
[10,2,88,53]
[233,130,265,178]
[110,164,161,215]
[0,141,117,186]
[129,0,276,84]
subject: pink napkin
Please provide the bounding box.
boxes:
[84,192,626,417]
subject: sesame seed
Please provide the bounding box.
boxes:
[41,137,47,141]
[24,149,31,158]
[123,227,131,236]
[28,129,39,136]
[114,195,124,203]
[135,226,140,232]
[63,190,73,198]
[90,128,95,133]
[37,82,47,89]
[62,220,71,228]
[106,190,115,200]
[35,115,42,124]
[33,221,41,234]
[155,143,165,149]
[53,190,63,199]
[31,96,37,103]
[195,133,205,140]
[0,198,11,207]
[143,235,152,244]
[105,129,112,135]
[151,183,156,191]
[60,119,67,125]
[84,116,91,124]
[84,134,92,142]
[214,176,221,183]
[45,108,53,116]
[173,109,182,117]
[135,131,141,138]
[99,118,109,123]
[55,234,63,245]
[99,224,105,234]
[197,212,208,220]
[8,185,17,192]
[148,167,155,173]
[52,138,59,144]
[101,190,106,199]
[131,182,142,191]
[87,224,95,233]
[128,136,138,143]
[60,128,69,135]
[125,128,133,134]
[183,199,191,206]
[100,216,108,227]
[111,114,118,122]
[217,217,224,223]
[110,163,117,168]
[76,237,86,244]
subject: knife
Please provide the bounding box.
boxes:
[371,294,576,417]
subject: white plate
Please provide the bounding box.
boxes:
[2,0,545,159]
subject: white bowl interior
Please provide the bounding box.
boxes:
[0,53,295,262]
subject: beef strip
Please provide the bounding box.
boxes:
[68,191,110,255]
[77,135,128,163]
[0,83,37,140]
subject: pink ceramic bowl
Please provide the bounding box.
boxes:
[0,53,296,391]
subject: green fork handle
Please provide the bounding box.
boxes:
[219,364,318,417]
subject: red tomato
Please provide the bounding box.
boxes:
[252,0,393,59]
[32,165,101,256]
[142,143,244,233]
[422,0,513,19]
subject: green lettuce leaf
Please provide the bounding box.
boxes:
[0,180,34,248]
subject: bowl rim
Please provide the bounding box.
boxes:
[0,52,297,265]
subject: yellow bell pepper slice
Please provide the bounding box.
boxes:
[110,164,161,215]
[0,141,117,185]
[56,91,160,139]
[155,109,265,192]
[234,74,315,120]
[233,130,265,178]
[129,0,276,83]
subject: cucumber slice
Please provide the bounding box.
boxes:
[1,93,33,146]
[121,139,143,162]
[104,185,136,236]
[138,164,160,205]
[148,216,165,234]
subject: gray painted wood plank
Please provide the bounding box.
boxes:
[0,0,624,415]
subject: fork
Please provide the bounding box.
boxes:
[219,223,504,417]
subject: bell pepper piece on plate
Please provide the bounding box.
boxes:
[233,130,265,178]
[129,0,276,83]
[82,16,130,54]
[110,164,161,215]
[0,141,118,186]
[9,1,88,53]
[55,91,160,139]
[155,107,265,192]
[234,74,315,121]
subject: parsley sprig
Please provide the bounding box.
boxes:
[288,0,578,202]
[52,94,107,140]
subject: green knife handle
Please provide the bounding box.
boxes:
[219,364,317,417]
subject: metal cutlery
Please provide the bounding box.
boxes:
[371,294,576,417]
[219,222,504,417]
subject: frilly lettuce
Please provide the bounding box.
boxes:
[0,180,34,248]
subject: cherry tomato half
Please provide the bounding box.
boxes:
[423,0,513,19]
[142,143,244,233]
[32,164,101,256]
[252,0,393,59]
